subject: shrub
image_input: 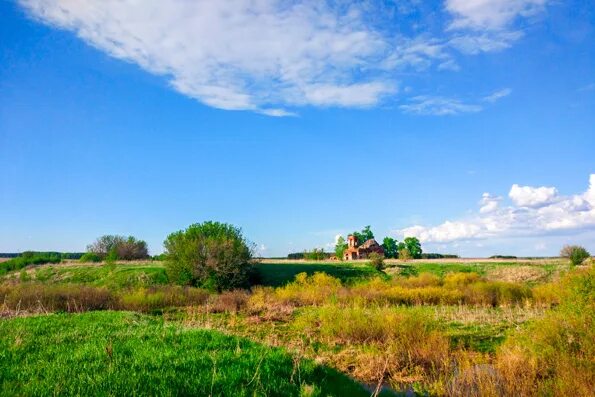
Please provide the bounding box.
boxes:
[367,252,385,271]
[492,267,595,396]
[79,252,102,263]
[560,245,591,266]
[398,247,412,261]
[163,221,254,291]
[275,272,343,306]
[3,284,113,312]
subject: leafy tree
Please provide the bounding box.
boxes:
[382,237,398,259]
[561,245,591,266]
[404,237,422,259]
[163,221,254,291]
[335,236,348,260]
[353,226,374,245]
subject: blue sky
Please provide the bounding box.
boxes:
[1,0,594,257]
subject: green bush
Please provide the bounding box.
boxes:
[367,252,385,271]
[163,221,254,291]
[79,252,102,263]
[570,247,590,266]
[560,244,591,266]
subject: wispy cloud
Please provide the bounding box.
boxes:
[18,0,549,115]
[400,96,482,116]
[483,88,512,102]
[398,174,595,243]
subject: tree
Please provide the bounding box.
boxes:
[560,245,591,266]
[382,237,398,259]
[304,248,326,261]
[116,236,149,260]
[404,237,422,259]
[163,221,254,291]
[86,235,148,260]
[335,236,348,260]
[398,247,412,261]
[353,226,374,245]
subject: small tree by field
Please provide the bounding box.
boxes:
[403,237,422,259]
[367,252,385,271]
[399,247,412,261]
[382,237,398,259]
[334,236,348,261]
[163,221,254,291]
[87,235,148,261]
[560,245,591,266]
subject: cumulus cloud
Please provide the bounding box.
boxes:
[509,184,558,207]
[399,174,595,243]
[18,0,550,115]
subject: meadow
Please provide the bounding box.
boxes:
[1,258,593,396]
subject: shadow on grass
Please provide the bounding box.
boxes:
[254,262,380,287]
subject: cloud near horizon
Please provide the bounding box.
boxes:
[399,174,595,243]
[18,0,547,115]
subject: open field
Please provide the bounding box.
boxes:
[1,258,592,396]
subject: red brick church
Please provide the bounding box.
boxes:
[343,235,384,260]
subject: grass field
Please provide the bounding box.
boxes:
[0,311,377,396]
[0,257,591,396]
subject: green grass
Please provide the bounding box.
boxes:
[392,261,562,279]
[27,263,168,289]
[0,311,375,397]
[254,262,381,287]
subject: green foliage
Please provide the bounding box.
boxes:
[334,236,348,260]
[381,237,398,259]
[0,252,61,275]
[367,252,385,271]
[303,248,326,261]
[404,237,422,259]
[0,312,371,396]
[352,225,374,245]
[560,245,591,266]
[164,221,253,291]
[79,252,101,263]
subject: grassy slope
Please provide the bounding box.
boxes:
[0,311,375,397]
[5,261,381,289]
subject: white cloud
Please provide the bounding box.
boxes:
[509,184,558,207]
[400,96,482,116]
[483,88,512,102]
[479,193,501,213]
[18,0,549,115]
[399,174,595,243]
[446,0,548,31]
